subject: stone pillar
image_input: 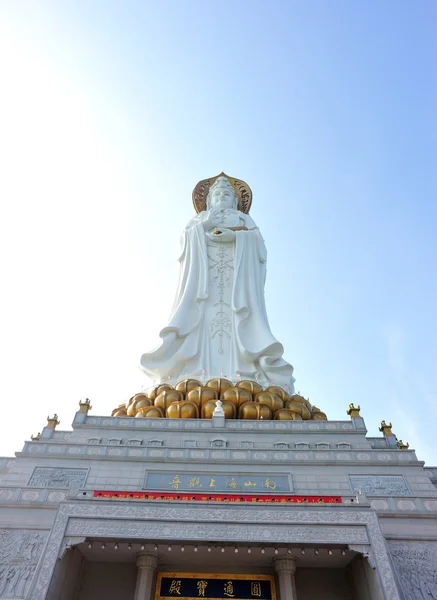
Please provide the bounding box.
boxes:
[134,552,158,600]
[273,556,297,600]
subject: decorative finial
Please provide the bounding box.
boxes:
[213,400,225,417]
[78,398,92,414]
[347,403,361,418]
[31,433,41,441]
[379,420,393,435]
[46,414,60,429]
[398,440,409,450]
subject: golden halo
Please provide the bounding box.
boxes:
[192,172,252,214]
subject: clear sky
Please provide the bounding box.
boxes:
[0,1,436,464]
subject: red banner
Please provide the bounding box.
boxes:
[93,490,342,503]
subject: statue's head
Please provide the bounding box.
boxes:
[206,176,238,210]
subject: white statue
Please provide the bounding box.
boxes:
[141,175,295,390]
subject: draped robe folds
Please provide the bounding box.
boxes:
[140,209,295,390]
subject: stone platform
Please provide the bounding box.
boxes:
[0,403,436,600]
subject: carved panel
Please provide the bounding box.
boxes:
[27,468,88,489]
[108,438,122,445]
[184,441,197,448]
[240,441,253,449]
[66,518,368,544]
[128,449,144,457]
[0,530,47,599]
[389,541,437,600]
[370,499,389,511]
[0,490,14,502]
[295,443,310,450]
[210,439,227,448]
[396,500,416,511]
[349,475,410,496]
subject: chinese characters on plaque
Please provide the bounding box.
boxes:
[145,473,291,493]
[157,574,275,600]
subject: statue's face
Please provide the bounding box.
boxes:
[209,184,236,210]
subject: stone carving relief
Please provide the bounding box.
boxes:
[47,492,66,503]
[27,468,88,489]
[87,448,101,456]
[390,542,437,600]
[349,475,410,496]
[210,439,227,448]
[0,490,13,502]
[169,451,184,458]
[378,453,390,461]
[184,441,197,448]
[370,499,389,511]
[211,451,226,459]
[128,449,143,457]
[295,443,310,450]
[396,500,416,511]
[253,452,267,460]
[0,530,47,599]
[87,438,101,445]
[107,448,123,456]
[66,517,368,545]
[149,450,165,457]
[21,491,40,502]
[67,447,82,455]
[108,438,122,445]
[240,441,253,449]
[190,451,206,459]
[273,453,288,460]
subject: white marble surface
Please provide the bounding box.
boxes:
[140,176,295,389]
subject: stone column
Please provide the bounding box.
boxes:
[134,552,158,600]
[273,556,297,600]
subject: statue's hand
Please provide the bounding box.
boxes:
[202,210,220,231]
[207,228,236,243]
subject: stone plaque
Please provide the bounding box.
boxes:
[144,472,291,493]
[156,573,276,600]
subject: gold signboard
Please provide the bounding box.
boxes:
[156,573,276,600]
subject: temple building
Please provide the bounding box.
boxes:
[0,175,436,600]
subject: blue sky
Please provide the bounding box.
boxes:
[0,1,436,463]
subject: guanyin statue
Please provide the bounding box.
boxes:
[140,174,295,392]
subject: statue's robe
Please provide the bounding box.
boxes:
[140,209,295,390]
